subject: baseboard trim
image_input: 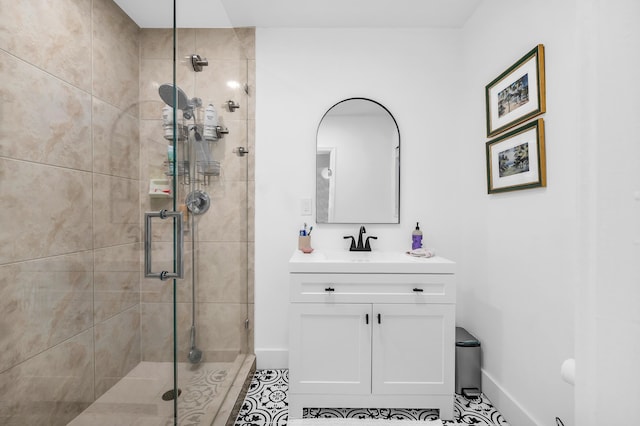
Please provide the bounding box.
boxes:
[482,369,542,426]
[255,348,288,369]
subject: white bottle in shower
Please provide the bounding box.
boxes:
[162,105,173,139]
[203,103,218,141]
[162,106,184,140]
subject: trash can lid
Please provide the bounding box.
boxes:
[456,326,480,347]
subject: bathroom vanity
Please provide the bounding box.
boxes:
[288,250,456,420]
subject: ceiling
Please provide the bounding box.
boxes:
[114,0,482,29]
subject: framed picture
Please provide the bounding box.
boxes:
[486,118,546,194]
[485,44,545,137]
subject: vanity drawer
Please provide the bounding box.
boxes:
[290,273,455,304]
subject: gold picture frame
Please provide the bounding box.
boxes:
[485,45,546,137]
[486,118,546,194]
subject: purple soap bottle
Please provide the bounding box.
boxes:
[412,222,423,250]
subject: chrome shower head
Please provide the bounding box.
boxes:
[158,83,197,119]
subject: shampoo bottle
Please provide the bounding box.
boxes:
[203,103,218,141]
[412,222,423,250]
[162,106,184,140]
[167,144,175,175]
[162,105,173,139]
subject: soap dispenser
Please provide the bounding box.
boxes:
[412,222,423,250]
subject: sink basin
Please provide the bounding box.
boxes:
[289,249,455,274]
[314,250,387,262]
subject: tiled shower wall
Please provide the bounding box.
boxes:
[138,28,255,362]
[0,0,141,424]
[1,0,255,424]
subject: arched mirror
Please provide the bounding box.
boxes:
[316,98,400,224]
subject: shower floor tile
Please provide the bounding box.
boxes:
[69,360,237,426]
[234,370,509,425]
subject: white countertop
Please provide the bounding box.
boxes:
[289,249,456,274]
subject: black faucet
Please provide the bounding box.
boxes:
[343,226,377,251]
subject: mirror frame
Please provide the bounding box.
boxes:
[315,97,401,224]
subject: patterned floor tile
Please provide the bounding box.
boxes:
[234,370,509,425]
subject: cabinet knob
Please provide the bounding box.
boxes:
[324,287,335,292]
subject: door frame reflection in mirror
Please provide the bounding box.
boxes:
[316,98,400,224]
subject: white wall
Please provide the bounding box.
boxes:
[255,18,574,424]
[574,0,640,425]
[458,1,579,425]
[255,1,640,424]
[255,27,464,366]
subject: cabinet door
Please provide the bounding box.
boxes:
[289,303,371,395]
[372,304,454,395]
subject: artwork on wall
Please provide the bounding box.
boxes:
[485,118,546,194]
[485,44,545,137]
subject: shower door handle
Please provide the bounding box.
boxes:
[144,210,184,280]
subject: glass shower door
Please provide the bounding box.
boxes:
[141,8,254,424]
[143,55,184,426]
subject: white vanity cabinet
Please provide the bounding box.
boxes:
[288,251,456,420]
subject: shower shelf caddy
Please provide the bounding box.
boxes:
[162,121,226,187]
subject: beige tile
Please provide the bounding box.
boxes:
[94,243,141,323]
[0,51,92,171]
[141,301,248,364]
[92,98,140,179]
[195,59,248,122]
[67,409,169,426]
[248,303,255,355]
[139,58,195,120]
[140,28,196,60]
[248,59,256,119]
[195,28,250,60]
[94,306,141,398]
[140,302,190,362]
[92,0,140,113]
[140,72,170,122]
[69,362,173,424]
[248,179,255,242]
[247,119,256,181]
[209,118,248,182]
[0,252,93,373]
[139,118,177,231]
[0,159,92,264]
[140,119,171,185]
[210,355,255,426]
[70,360,244,426]
[235,27,256,60]
[197,303,248,357]
[0,0,92,90]
[248,242,255,304]
[143,195,177,243]
[196,242,247,303]
[0,330,94,426]
[93,174,141,249]
[140,241,192,303]
[195,180,248,242]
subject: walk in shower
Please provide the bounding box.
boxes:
[0,1,254,425]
